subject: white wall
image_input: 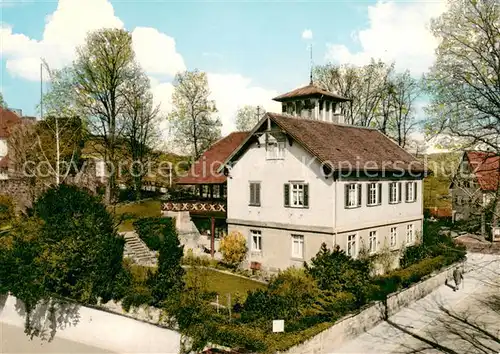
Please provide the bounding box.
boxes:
[0,295,181,353]
[0,139,8,157]
[227,134,334,229]
[335,180,423,232]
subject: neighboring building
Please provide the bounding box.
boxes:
[162,132,249,252]
[221,83,426,272]
[450,151,499,224]
[0,107,34,179]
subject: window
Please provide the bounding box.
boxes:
[345,183,362,208]
[389,182,401,204]
[406,224,414,244]
[367,183,382,206]
[291,235,304,259]
[369,231,378,253]
[390,227,397,247]
[406,181,417,202]
[266,140,285,160]
[249,182,261,206]
[284,183,309,208]
[213,185,220,199]
[251,230,262,252]
[347,234,357,257]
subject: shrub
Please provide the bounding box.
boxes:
[33,184,125,304]
[241,268,330,327]
[151,217,185,305]
[119,260,156,311]
[219,230,247,268]
[305,243,371,305]
[0,195,15,228]
[133,217,174,251]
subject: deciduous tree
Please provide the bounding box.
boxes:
[169,70,222,159]
[219,230,247,268]
[235,105,266,131]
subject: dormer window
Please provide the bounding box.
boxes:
[266,140,285,160]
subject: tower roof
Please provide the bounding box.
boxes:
[272,83,351,102]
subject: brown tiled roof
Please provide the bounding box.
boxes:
[466,151,499,191]
[177,131,250,184]
[273,84,350,102]
[225,113,426,174]
[0,107,22,139]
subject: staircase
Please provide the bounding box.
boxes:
[121,231,158,267]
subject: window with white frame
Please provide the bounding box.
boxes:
[406,181,417,202]
[367,183,381,206]
[345,183,361,208]
[389,182,400,204]
[284,182,309,208]
[390,227,397,247]
[266,139,285,160]
[291,234,304,259]
[406,224,414,244]
[251,230,262,252]
[369,231,378,253]
[347,234,357,257]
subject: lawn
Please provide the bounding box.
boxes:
[112,199,161,232]
[185,267,266,305]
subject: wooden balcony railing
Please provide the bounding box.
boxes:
[162,199,226,214]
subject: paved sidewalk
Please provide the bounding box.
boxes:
[330,253,500,354]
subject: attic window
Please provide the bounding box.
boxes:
[266,135,285,160]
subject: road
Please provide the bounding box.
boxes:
[0,322,113,353]
[331,253,500,354]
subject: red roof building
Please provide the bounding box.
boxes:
[464,151,500,191]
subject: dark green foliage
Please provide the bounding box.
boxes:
[151,217,185,304]
[33,184,125,304]
[133,217,174,250]
[304,243,371,304]
[0,218,45,311]
[119,260,155,311]
[401,220,466,268]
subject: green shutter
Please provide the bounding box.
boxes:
[284,184,290,207]
[345,184,349,208]
[304,184,309,208]
[249,183,254,204]
[398,182,402,203]
[405,182,409,202]
[367,184,370,205]
[378,183,382,205]
[414,182,417,202]
[256,183,261,206]
[357,184,362,207]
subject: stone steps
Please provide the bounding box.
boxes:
[121,231,157,267]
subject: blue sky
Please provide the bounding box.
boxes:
[0,0,446,136]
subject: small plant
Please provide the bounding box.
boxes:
[0,195,15,228]
[219,230,247,268]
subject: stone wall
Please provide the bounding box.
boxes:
[0,178,39,211]
[280,261,462,354]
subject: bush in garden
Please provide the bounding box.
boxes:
[241,267,330,326]
[219,230,247,268]
[151,217,185,305]
[0,195,15,228]
[33,184,125,304]
[133,217,174,251]
[304,243,371,305]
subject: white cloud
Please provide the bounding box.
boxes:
[132,27,185,76]
[1,0,123,80]
[0,0,280,138]
[325,1,447,75]
[207,73,280,135]
[302,29,313,40]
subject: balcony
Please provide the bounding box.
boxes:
[161,199,226,215]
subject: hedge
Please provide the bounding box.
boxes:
[133,217,174,250]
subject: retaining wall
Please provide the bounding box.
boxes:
[0,295,181,353]
[281,261,462,354]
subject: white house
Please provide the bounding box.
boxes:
[222,83,426,272]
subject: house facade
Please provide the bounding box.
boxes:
[450,151,500,240]
[223,84,426,272]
